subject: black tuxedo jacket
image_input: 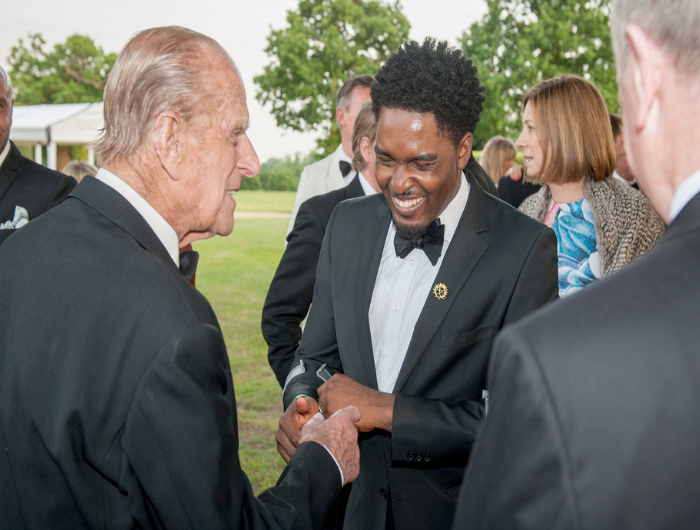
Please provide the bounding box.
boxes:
[466,155,499,197]
[0,177,341,530]
[263,174,365,386]
[284,174,558,530]
[454,192,700,529]
[0,141,76,246]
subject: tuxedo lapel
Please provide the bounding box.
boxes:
[345,172,365,199]
[350,197,392,390]
[393,178,491,393]
[0,143,21,203]
[70,177,176,271]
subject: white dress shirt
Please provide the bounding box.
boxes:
[369,174,470,393]
[670,167,700,222]
[96,168,180,266]
[613,170,637,187]
[0,140,10,168]
[357,171,378,196]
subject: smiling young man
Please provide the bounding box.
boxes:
[277,38,559,530]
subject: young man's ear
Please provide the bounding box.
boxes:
[153,111,184,179]
[457,131,473,169]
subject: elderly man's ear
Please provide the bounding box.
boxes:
[153,111,185,180]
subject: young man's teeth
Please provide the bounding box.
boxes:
[396,197,422,207]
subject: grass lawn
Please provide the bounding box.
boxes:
[193,196,290,495]
[234,190,296,213]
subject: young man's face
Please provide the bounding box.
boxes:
[374,108,470,239]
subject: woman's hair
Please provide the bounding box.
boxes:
[522,74,616,184]
[61,160,98,183]
[480,135,516,185]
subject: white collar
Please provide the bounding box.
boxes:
[0,140,11,169]
[95,168,180,266]
[613,170,636,186]
[334,144,352,164]
[670,167,700,222]
[357,171,379,196]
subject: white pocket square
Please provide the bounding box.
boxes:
[0,206,29,230]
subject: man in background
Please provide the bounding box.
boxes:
[0,26,360,530]
[287,75,372,233]
[454,0,700,527]
[610,112,638,189]
[263,99,380,387]
[0,65,76,247]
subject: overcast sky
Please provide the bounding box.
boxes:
[1,0,488,162]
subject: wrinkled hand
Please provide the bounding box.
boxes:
[277,396,319,462]
[299,406,361,485]
[318,373,395,432]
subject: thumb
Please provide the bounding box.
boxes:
[295,396,311,415]
[336,405,361,424]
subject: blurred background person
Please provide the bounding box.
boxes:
[480,134,540,207]
[609,112,638,189]
[517,75,664,297]
[60,159,98,183]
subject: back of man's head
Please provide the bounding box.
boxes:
[0,66,12,101]
[612,0,700,77]
[336,75,374,111]
[96,26,236,167]
[609,112,623,140]
[371,38,484,148]
[351,100,377,172]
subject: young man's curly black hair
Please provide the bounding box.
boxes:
[371,38,485,147]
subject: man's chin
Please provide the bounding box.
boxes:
[393,216,429,241]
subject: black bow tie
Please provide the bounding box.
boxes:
[393,219,445,266]
[339,160,352,177]
[179,249,199,283]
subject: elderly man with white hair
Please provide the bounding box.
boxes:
[0,65,76,246]
[453,0,700,528]
[0,26,360,530]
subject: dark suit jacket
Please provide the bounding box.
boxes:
[497,175,541,208]
[263,174,365,386]
[454,192,700,529]
[0,141,76,246]
[0,177,341,530]
[284,173,558,530]
[466,154,499,197]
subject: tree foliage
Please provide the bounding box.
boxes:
[7,33,116,105]
[461,0,617,148]
[254,0,410,155]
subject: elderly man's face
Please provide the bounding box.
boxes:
[179,59,260,240]
[0,82,13,153]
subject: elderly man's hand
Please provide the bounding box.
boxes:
[318,373,395,432]
[299,406,361,485]
[276,396,319,462]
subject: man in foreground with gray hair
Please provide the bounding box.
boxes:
[453,0,700,528]
[0,26,360,530]
[0,65,76,247]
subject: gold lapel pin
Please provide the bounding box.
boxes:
[433,283,448,300]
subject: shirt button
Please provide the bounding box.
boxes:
[382,355,388,361]
[394,305,399,312]
[409,257,415,265]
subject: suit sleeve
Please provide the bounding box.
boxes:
[287,166,313,235]
[502,226,559,325]
[262,200,326,387]
[122,323,341,530]
[283,208,344,408]
[391,226,558,463]
[451,326,577,530]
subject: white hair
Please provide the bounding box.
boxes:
[612,0,700,76]
[0,65,13,100]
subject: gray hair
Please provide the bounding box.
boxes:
[612,0,700,76]
[0,65,13,100]
[96,26,237,166]
[336,75,374,111]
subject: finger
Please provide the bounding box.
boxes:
[336,405,361,424]
[276,431,294,462]
[295,396,311,415]
[276,440,292,463]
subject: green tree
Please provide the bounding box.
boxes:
[7,33,116,105]
[461,0,617,148]
[242,152,318,191]
[254,0,410,156]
